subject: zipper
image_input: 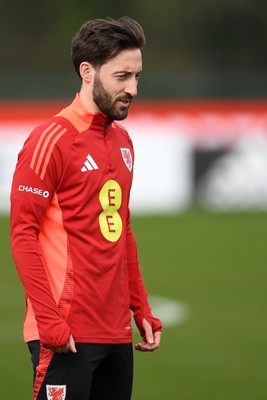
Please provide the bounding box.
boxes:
[104,124,113,172]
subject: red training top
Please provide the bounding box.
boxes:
[10,94,162,349]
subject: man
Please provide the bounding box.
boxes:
[10,16,162,400]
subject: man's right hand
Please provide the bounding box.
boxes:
[49,334,77,353]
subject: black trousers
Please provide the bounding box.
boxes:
[28,341,133,400]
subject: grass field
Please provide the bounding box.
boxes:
[1,208,267,399]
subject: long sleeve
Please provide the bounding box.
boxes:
[126,225,162,338]
[10,122,71,348]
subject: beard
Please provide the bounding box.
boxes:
[92,74,132,121]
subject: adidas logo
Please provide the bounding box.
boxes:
[81,154,99,172]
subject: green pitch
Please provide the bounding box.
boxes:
[1,208,267,400]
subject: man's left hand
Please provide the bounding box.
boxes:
[135,318,161,352]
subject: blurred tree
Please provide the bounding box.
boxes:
[1,0,267,74]
[127,0,267,74]
[1,0,267,97]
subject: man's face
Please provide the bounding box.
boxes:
[92,48,142,121]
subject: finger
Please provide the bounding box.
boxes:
[69,334,77,353]
[50,345,67,353]
[143,319,154,344]
[135,342,145,351]
[135,341,156,351]
[55,346,63,354]
[135,342,155,352]
[135,343,147,352]
[62,344,70,353]
[154,330,162,347]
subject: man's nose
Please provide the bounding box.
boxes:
[125,78,138,97]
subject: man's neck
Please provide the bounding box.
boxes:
[79,85,100,114]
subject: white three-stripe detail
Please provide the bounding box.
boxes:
[81,154,99,172]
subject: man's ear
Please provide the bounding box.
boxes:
[79,62,94,83]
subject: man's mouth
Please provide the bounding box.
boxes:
[117,97,132,107]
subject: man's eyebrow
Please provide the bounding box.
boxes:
[114,70,142,75]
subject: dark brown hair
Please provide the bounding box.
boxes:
[71,16,146,78]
